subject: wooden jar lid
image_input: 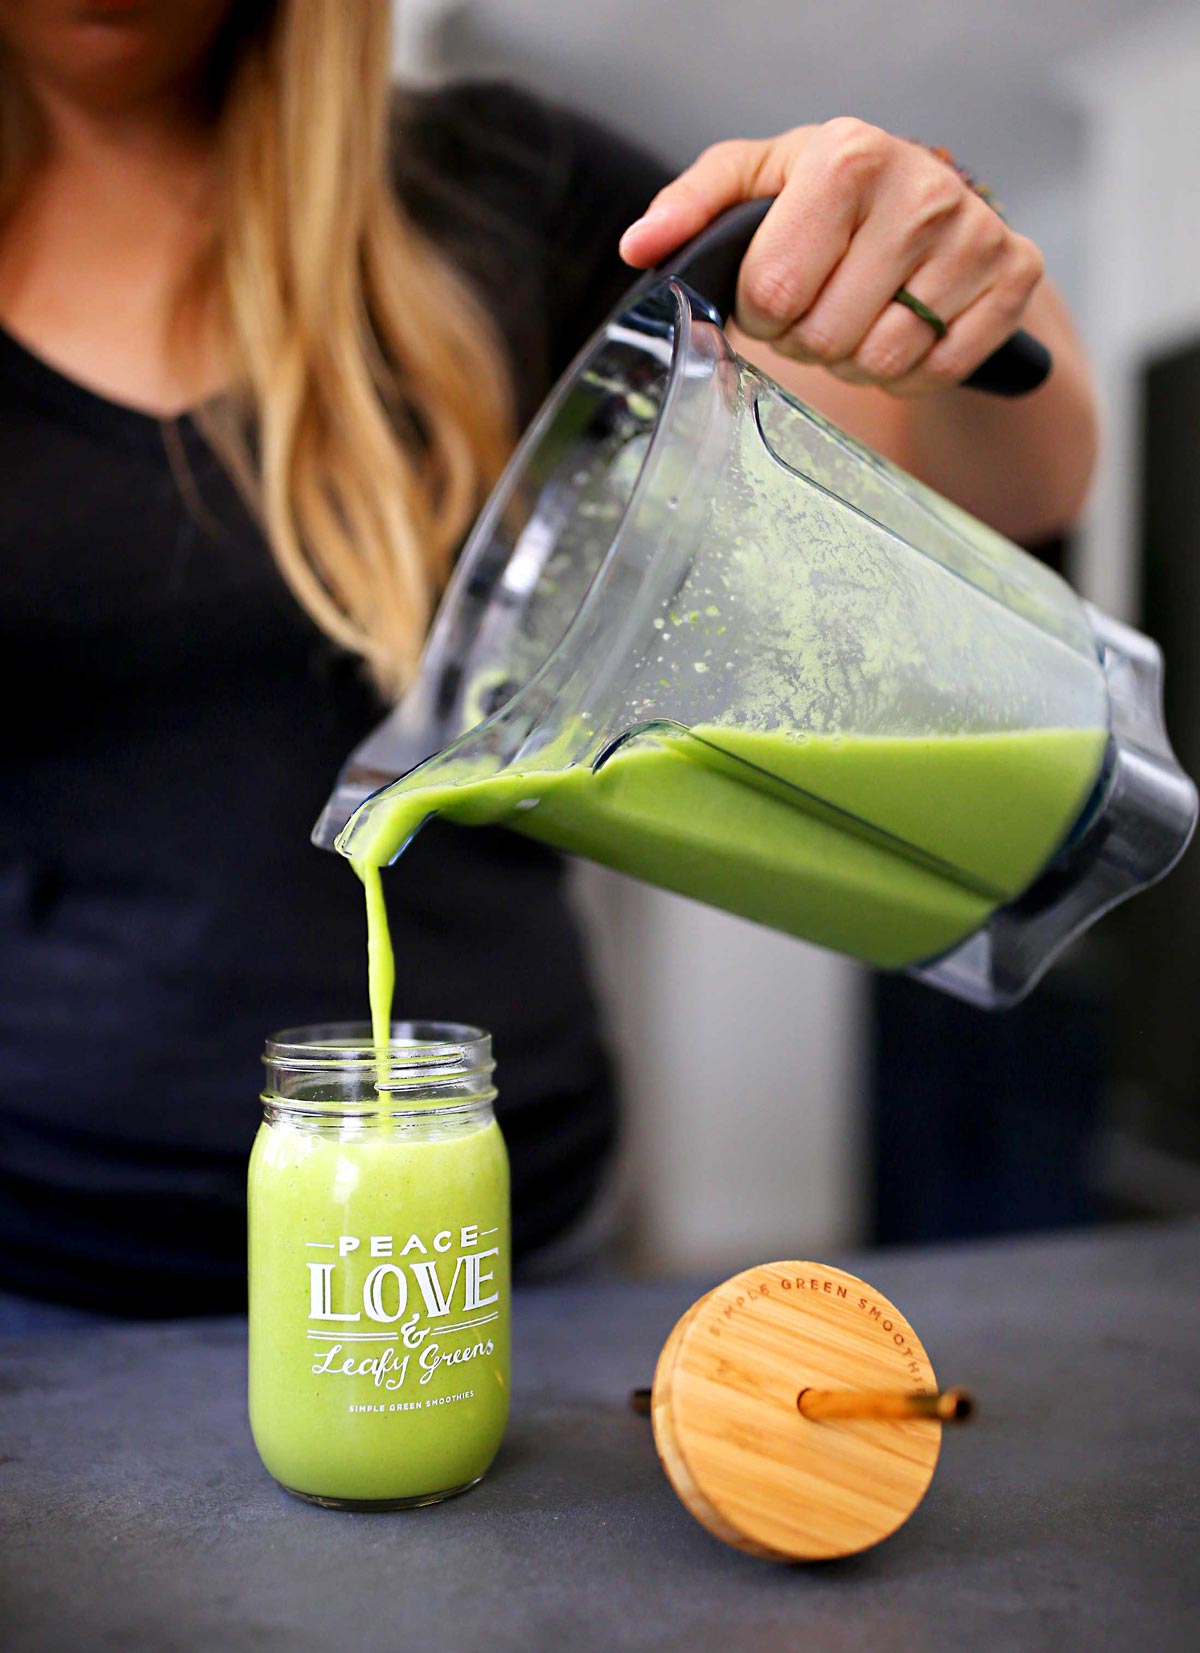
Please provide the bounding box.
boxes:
[650,1261,944,1561]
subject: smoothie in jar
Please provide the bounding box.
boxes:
[248,1023,510,1508]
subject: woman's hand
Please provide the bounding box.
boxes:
[619,118,1045,400]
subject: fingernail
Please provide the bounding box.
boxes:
[627,203,673,235]
[619,218,651,259]
[621,208,674,262]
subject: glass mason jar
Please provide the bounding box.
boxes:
[248,1022,510,1510]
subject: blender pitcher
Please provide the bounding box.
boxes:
[315,203,1196,1009]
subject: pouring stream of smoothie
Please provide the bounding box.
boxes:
[359,860,396,1059]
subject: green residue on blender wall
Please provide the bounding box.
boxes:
[348,365,1111,1014]
[349,721,1108,984]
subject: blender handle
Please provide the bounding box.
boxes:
[657,197,1052,398]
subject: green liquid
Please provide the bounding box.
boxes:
[248,1113,510,1505]
[358,862,395,1056]
[351,725,1107,1014]
[358,861,396,1132]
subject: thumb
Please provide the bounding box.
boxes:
[619,137,783,267]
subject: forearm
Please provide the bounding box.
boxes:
[739,276,1099,545]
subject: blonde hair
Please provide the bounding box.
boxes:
[9,1,516,699]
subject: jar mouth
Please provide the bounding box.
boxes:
[263,1020,494,1094]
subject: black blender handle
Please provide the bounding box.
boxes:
[658,198,1051,398]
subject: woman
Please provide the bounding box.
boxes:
[0,1,1097,1320]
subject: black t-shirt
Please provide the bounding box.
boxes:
[0,82,672,1314]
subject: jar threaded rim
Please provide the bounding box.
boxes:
[261,1021,495,1114]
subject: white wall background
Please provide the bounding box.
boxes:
[1064,9,1200,622]
[393,0,1200,1273]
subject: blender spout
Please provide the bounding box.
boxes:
[311,768,383,853]
[311,702,436,853]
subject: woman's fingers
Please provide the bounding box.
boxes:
[618,136,787,267]
[804,194,1010,383]
[731,120,917,342]
[618,118,882,287]
[764,200,958,371]
[883,235,1046,396]
[620,116,1046,399]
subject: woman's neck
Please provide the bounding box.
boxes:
[30,53,216,173]
[0,70,224,416]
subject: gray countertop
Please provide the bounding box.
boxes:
[2,1221,1198,1653]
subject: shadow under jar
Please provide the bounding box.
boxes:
[248,1022,510,1510]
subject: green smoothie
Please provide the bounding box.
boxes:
[358,861,395,1056]
[348,723,1108,987]
[248,1110,510,1506]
